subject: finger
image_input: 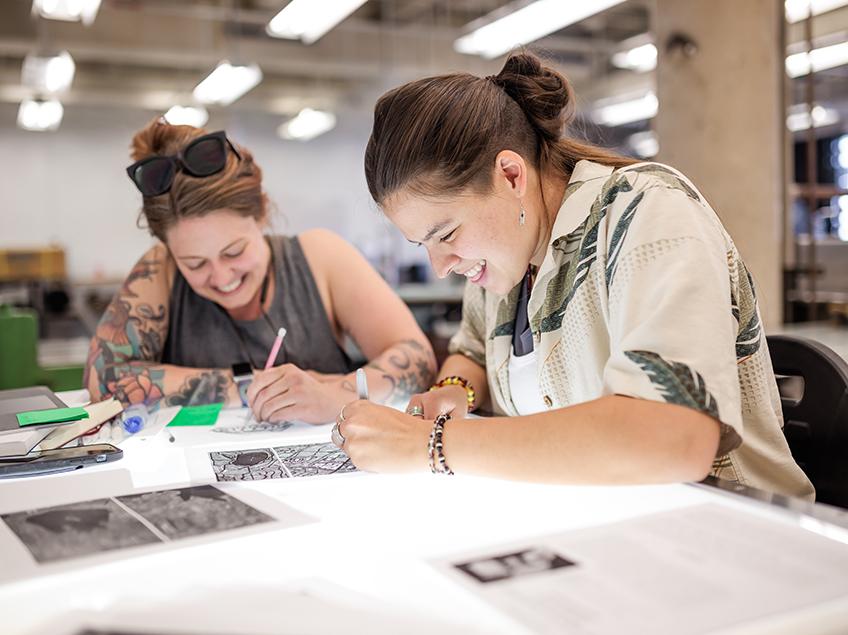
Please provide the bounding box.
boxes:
[246,364,292,405]
[259,396,299,423]
[404,393,426,417]
[250,372,290,412]
[255,389,294,422]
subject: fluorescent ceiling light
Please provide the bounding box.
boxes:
[786,40,848,77]
[32,0,101,25]
[611,43,657,72]
[455,0,626,59]
[163,105,209,128]
[277,108,337,141]
[21,51,75,94]
[786,104,839,131]
[592,92,658,127]
[267,0,368,44]
[785,0,848,23]
[193,61,263,106]
[627,130,659,158]
[17,99,64,132]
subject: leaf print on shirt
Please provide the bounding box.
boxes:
[605,190,644,288]
[731,262,762,359]
[625,350,720,419]
[626,164,701,203]
[532,174,633,334]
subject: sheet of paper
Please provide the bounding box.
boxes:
[434,502,848,635]
[16,407,88,427]
[209,442,357,481]
[168,402,223,426]
[0,483,315,584]
[40,399,123,450]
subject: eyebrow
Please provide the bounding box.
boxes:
[420,220,452,243]
[178,238,245,260]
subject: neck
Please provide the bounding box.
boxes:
[529,170,570,268]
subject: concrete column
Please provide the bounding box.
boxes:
[653,0,785,328]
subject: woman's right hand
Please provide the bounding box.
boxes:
[404,384,469,420]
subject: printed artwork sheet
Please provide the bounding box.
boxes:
[209,442,357,481]
[434,503,848,635]
[0,484,314,582]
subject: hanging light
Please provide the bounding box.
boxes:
[21,51,75,94]
[17,99,64,132]
[193,61,263,106]
[267,0,368,44]
[277,108,337,141]
[32,0,101,25]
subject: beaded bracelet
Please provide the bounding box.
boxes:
[428,413,454,475]
[430,375,476,411]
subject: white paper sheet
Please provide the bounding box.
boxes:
[434,502,848,635]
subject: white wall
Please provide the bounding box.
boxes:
[0,102,414,282]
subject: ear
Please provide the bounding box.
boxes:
[493,150,527,200]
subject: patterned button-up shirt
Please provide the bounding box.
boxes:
[449,159,814,499]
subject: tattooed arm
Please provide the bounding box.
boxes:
[84,245,240,408]
[298,229,436,408]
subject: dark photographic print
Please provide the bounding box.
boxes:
[210,442,356,481]
[1,498,160,563]
[455,547,576,584]
[2,485,274,564]
[117,485,273,539]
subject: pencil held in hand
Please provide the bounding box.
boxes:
[356,368,369,400]
[264,327,287,370]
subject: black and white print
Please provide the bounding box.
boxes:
[454,547,576,584]
[1,485,273,564]
[210,442,357,481]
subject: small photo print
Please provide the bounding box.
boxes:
[2,485,274,564]
[210,442,356,481]
[1,498,160,564]
[117,485,274,540]
[454,547,576,584]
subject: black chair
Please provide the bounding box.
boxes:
[767,334,848,508]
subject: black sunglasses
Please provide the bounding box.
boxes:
[125,130,242,197]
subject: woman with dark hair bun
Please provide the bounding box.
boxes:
[84,118,435,423]
[338,53,813,498]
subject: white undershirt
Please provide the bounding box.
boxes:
[508,346,547,415]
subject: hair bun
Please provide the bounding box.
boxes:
[492,52,574,143]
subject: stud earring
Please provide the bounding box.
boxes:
[519,203,526,226]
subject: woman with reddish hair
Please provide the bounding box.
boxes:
[85,119,435,423]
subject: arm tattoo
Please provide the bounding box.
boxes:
[374,339,436,408]
[165,371,231,407]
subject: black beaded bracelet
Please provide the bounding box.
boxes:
[428,413,454,475]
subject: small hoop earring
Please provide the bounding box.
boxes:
[519,203,526,226]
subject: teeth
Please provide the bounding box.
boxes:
[218,277,242,293]
[463,260,486,278]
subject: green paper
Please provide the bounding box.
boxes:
[168,402,224,427]
[17,407,89,427]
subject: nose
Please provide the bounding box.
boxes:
[428,247,460,279]
[208,260,235,288]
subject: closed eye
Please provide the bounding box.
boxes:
[185,260,206,271]
[223,248,245,259]
[439,227,458,243]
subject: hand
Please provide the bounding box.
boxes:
[335,400,431,473]
[405,385,468,420]
[247,364,351,424]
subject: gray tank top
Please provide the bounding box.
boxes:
[161,235,353,374]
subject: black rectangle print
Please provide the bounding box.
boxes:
[455,547,576,583]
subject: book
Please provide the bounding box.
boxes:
[0,427,52,457]
[39,399,123,450]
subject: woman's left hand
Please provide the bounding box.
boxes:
[247,364,351,424]
[335,401,431,473]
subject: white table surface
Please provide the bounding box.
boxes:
[2,396,848,635]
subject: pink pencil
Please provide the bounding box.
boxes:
[264,327,287,370]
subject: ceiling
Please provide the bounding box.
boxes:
[0,0,846,138]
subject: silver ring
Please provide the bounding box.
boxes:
[331,422,346,447]
[406,405,424,418]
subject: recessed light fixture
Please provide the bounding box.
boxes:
[17,99,64,132]
[21,51,75,94]
[592,92,658,127]
[267,0,368,44]
[277,108,337,141]
[193,61,263,106]
[32,0,101,25]
[163,105,210,128]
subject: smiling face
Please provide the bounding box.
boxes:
[165,210,270,311]
[383,152,545,296]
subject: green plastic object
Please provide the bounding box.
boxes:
[0,304,84,392]
[168,402,224,427]
[17,406,88,427]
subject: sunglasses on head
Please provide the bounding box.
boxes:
[125,130,242,197]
